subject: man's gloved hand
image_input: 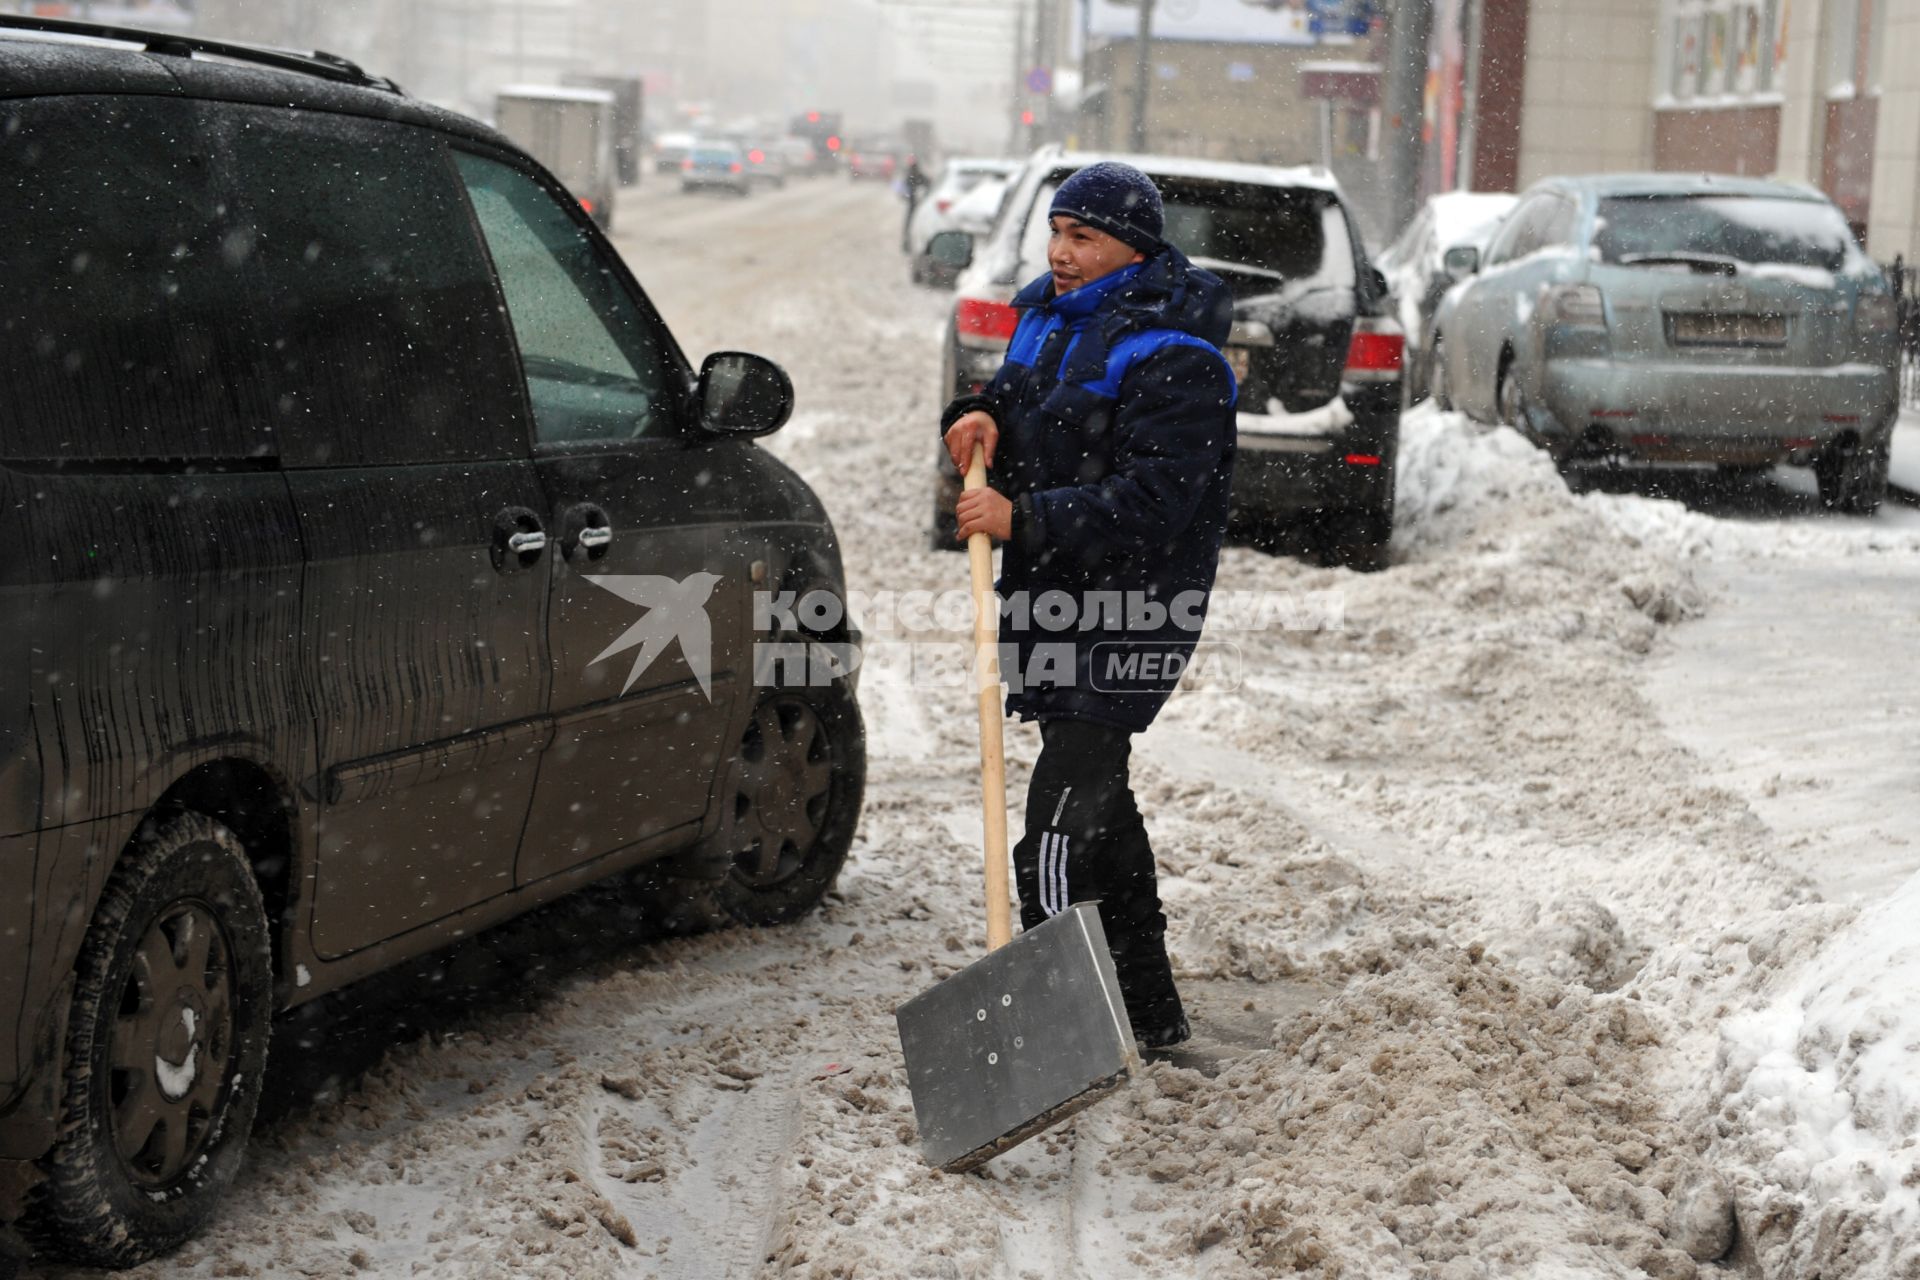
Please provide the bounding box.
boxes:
[944,410,999,474]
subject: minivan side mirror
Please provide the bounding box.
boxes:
[1443,245,1480,279]
[696,351,794,437]
[928,229,974,271]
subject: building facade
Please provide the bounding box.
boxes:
[1432,0,1920,258]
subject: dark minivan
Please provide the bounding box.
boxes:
[0,18,863,1267]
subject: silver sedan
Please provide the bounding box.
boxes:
[1430,173,1899,513]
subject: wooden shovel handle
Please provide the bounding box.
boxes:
[964,444,1013,951]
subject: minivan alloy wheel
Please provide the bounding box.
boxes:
[705,684,866,927]
[731,696,834,891]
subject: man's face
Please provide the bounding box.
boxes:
[1047,216,1146,294]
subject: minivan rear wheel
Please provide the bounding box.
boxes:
[26,815,271,1269]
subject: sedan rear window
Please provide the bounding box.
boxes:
[1592,195,1856,271]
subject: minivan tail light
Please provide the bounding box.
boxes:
[1547,284,1607,328]
[956,296,1019,343]
[1343,319,1404,383]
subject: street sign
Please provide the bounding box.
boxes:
[1025,66,1053,95]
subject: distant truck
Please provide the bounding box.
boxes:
[494,84,617,229]
[902,117,935,162]
[563,73,644,187]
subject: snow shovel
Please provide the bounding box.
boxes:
[894,444,1137,1174]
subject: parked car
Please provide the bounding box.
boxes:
[907,157,1021,282]
[777,135,817,174]
[1430,173,1899,512]
[652,129,695,173]
[682,140,752,196]
[1375,190,1518,404]
[495,84,618,231]
[928,147,1404,569]
[914,175,1012,287]
[743,140,789,188]
[847,136,904,182]
[0,15,864,1268]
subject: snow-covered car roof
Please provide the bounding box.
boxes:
[1540,172,1834,202]
[498,83,614,105]
[1035,148,1345,196]
[944,157,1021,174]
[1425,191,1519,249]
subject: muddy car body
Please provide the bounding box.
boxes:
[0,17,863,1267]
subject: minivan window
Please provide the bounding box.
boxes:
[455,151,679,445]
[1592,195,1857,270]
[0,97,275,464]
[227,108,528,467]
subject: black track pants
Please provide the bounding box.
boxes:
[1012,718,1185,1040]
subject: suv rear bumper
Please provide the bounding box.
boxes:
[1534,357,1897,461]
[1230,383,1399,525]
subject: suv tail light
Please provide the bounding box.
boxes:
[1857,292,1897,336]
[956,296,1019,343]
[1547,284,1607,327]
[682,158,694,171]
[1343,317,1404,383]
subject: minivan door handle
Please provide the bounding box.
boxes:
[492,506,548,573]
[558,502,614,562]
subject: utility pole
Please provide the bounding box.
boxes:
[1130,0,1156,152]
[1032,0,1052,149]
[1008,0,1029,153]
[1381,0,1433,241]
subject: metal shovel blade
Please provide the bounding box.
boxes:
[895,902,1137,1173]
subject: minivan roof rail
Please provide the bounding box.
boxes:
[0,14,403,94]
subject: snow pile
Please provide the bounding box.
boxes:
[1110,943,1722,1279]
[1390,404,1705,651]
[1395,403,1920,575]
[1711,870,1920,1278]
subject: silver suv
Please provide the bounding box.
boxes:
[1431,173,1899,512]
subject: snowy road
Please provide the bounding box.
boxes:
[36,180,1920,1280]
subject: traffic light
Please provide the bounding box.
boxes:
[1021,110,1034,126]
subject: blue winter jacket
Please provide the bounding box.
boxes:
[940,243,1238,732]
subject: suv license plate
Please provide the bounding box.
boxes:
[1671,312,1787,346]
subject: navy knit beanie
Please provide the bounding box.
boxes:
[1049,161,1164,253]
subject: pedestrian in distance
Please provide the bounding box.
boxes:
[902,154,930,252]
[939,161,1238,1048]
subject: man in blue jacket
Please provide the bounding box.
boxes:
[942,161,1237,1048]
